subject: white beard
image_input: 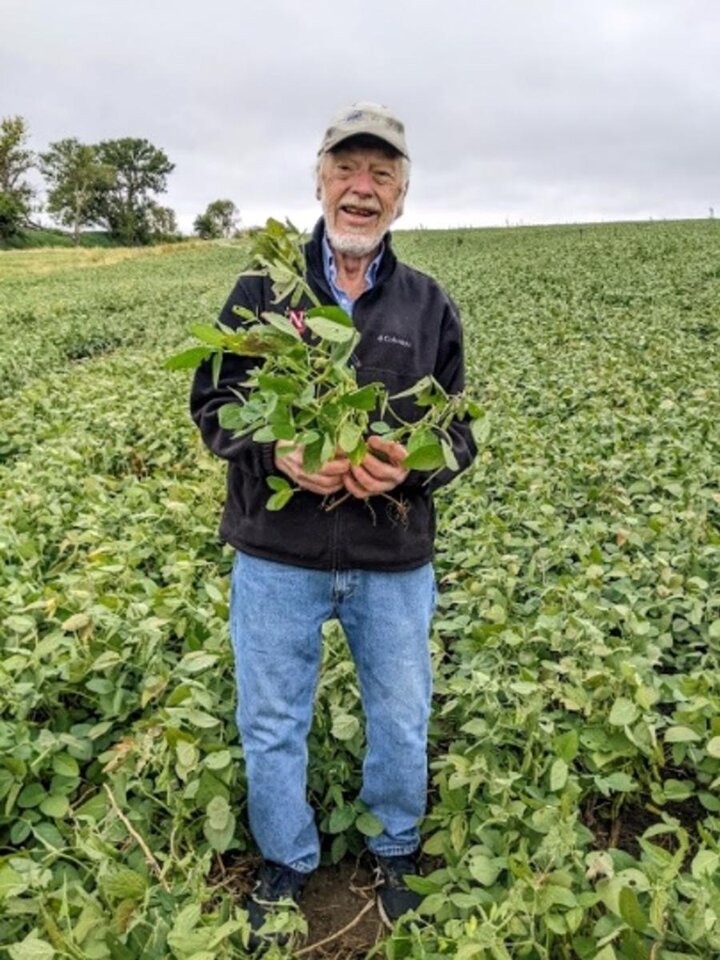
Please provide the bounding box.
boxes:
[323,222,386,257]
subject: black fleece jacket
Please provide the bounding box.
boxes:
[190,219,476,571]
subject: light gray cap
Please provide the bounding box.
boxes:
[318,101,409,159]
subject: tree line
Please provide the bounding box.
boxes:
[0,116,240,246]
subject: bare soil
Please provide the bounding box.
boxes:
[211,853,386,958]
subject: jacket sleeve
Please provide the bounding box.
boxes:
[189,277,276,477]
[403,296,477,494]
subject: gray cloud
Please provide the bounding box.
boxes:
[2,0,718,232]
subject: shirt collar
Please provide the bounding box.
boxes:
[321,231,385,293]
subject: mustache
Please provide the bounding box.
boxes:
[340,197,381,213]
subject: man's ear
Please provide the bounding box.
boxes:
[395,181,409,219]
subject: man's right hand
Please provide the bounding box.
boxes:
[274,441,350,496]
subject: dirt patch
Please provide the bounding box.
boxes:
[301,858,385,958]
[582,793,706,860]
[211,854,386,958]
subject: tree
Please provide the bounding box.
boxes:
[0,115,34,239]
[39,139,114,245]
[92,138,175,245]
[194,198,240,239]
[0,192,27,240]
[146,202,178,242]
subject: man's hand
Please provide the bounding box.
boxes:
[274,441,350,496]
[344,435,409,499]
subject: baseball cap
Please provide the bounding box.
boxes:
[318,102,409,159]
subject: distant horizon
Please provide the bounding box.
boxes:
[17,210,718,246]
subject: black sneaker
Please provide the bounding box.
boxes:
[375,853,423,927]
[246,861,308,951]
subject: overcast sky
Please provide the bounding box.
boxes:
[2,0,719,233]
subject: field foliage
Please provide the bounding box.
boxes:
[1,221,719,959]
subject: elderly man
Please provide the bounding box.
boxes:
[190,102,476,941]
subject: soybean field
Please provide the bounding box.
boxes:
[1,220,719,959]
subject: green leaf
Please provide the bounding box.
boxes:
[404,875,441,896]
[211,348,223,387]
[302,436,325,474]
[7,936,55,960]
[554,730,579,762]
[203,815,236,853]
[0,864,26,900]
[468,854,504,886]
[190,323,225,346]
[422,831,447,856]
[231,304,257,323]
[267,475,291,493]
[342,384,380,411]
[338,422,362,454]
[403,442,445,471]
[441,439,459,471]
[618,886,648,932]
[593,946,617,960]
[18,783,47,808]
[328,806,355,834]
[176,740,198,768]
[253,425,279,442]
[470,414,491,447]
[305,315,356,342]
[665,725,701,742]
[331,834,347,863]
[595,772,637,795]
[699,791,720,811]
[261,311,302,339]
[168,903,201,943]
[3,614,35,634]
[205,750,231,771]
[218,403,247,431]
[390,376,434,400]
[40,794,70,818]
[62,612,91,632]
[331,713,360,741]
[257,373,297,395]
[206,795,232,830]
[52,753,80,777]
[706,736,720,758]
[102,866,148,900]
[10,820,31,844]
[164,346,213,370]
[609,698,638,726]
[266,487,294,510]
[185,709,220,728]
[691,849,719,879]
[550,758,569,792]
[177,652,219,674]
[355,812,383,837]
[306,305,354,327]
[406,428,434,453]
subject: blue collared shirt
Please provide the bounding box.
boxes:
[321,232,384,317]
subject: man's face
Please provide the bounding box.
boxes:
[318,143,406,257]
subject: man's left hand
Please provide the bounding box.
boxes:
[344,435,409,499]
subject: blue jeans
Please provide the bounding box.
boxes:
[229,551,436,873]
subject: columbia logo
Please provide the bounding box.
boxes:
[377,334,411,349]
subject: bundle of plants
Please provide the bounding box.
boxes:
[167,219,484,509]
